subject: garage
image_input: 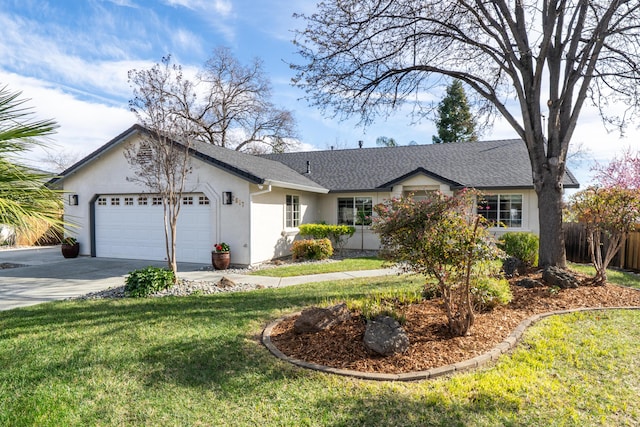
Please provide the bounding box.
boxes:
[94,193,215,264]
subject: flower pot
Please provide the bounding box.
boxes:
[61,243,80,258]
[212,252,230,270]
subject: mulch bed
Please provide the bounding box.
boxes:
[269,272,640,374]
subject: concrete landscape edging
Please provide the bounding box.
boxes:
[262,306,640,382]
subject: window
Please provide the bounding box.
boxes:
[138,197,148,205]
[285,195,300,228]
[124,197,134,206]
[198,195,210,205]
[338,197,373,226]
[478,194,523,227]
[152,197,162,206]
[111,197,120,206]
[183,196,193,205]
[97,197,107,206]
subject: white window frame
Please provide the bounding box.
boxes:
[478,194,523,228]
[337,196,373,226]
[285,195,300,228]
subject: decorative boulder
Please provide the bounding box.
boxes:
[294,302,351,334]
[363,315,409,356]
[542,266,580,289]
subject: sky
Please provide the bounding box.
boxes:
[0,0,637,188]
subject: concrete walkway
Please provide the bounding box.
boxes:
[0,247,397,311]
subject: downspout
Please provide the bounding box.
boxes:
[248,183,272,265]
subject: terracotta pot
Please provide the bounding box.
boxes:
[212,252,230,270]
[61,243,80,258]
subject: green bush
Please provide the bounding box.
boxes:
[125,266,175,297]
[498,231,539,266]
[471,276,512,312]
[298,223,355,252]
[291,238,333,260]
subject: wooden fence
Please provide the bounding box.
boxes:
[564,222,640,271]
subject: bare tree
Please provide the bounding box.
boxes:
[196,46,299,153]
[376,136,399,147]
[130,49,298,154]
[127,57,195,279]
[39,149,83,173]
[293,1,640,267]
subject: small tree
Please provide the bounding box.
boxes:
[432,80,478,144]
[127,57,196,281]
[373,190,499,336]
[568,186,640,285]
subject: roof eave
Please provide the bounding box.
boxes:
[267,180,329,194]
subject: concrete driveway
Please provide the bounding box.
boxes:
[0,247,208,311]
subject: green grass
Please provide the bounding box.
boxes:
[1,273,639,426]
[569,262,640,289]
[250,256,386,277]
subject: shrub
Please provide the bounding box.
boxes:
[125,266,175,297]
[373,189,501,336]
[498,232,539,267]
[291,238,333,260]
[298,223,355,253]
[471,277,512,312]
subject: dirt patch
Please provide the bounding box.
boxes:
[269,272,640,374]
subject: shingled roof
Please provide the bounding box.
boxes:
[52,125,327,193]
[263,139,580,192]
[53,125,578,193]
[186,138,327,192]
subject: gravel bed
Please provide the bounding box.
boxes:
[74,250,381,301]
[74,279,265,300]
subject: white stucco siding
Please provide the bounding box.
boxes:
[62,133,253,266]
[249,186,321,264]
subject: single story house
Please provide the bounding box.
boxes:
[53,124,579,266]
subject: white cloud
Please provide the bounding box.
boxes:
[0,71,134,168]
[171,29,205,57]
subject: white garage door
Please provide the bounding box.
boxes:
[95,193,214,264]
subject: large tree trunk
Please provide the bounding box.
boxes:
[536,180,567,268]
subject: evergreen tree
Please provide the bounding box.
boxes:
[432,80,477,144]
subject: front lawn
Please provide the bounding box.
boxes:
[0,273,639,426]
[250,256,385,277]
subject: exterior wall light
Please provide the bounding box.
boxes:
[222,192,233,205]
[69,194,79,206]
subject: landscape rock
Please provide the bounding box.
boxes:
[294,303,351,334]
[217,276,236,288]
[502,257,525,278]
[515,277,544,288]
[542,266,580,289]
[363,315,409,356]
